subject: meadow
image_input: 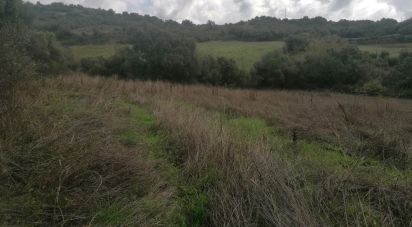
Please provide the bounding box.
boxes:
[68,41,412,67]
[69,44,126,60]
[359,43,412,56]
[2,74,411,226]
[197,41,285,70]
[69,41,285,71]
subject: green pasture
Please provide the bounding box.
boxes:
[69,44,126,60]
[359,43,412,56]
[197,41,285,71]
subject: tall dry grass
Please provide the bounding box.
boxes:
[54,74,412,226]
[54,74,318,226]
[1,76,177,226]
[124,79,412,167]
[152,100,316,226]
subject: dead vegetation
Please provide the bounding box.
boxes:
[0,77,178,226]
[1,74,412,226]
[53,74,412,226]
[124,80,412,167]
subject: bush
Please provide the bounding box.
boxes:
[80,57,107,75]
[298,47,366,90]
[27,31,75,73]
[383,54,412,98]
[0,24,34,122]
[251,51,294,88]
[284,35,309,54]
[199,56,246,87]
[98,32,199,82]
[358,79,386,96]
[252,41,369,91]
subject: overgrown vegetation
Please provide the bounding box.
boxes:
[1,0,412,226]
[44,75,412,226]
[80,32,248,86]
[79,34,412,97]
[3,1,411,97]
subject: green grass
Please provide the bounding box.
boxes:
[115,101,215,226]
[211,105,411,185]
[69,44,126,60]
[93,202,133,225]
[197,41,284,71]
[30,89,183,226]
[359,43,412,56]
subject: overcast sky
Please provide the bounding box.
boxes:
[27,0,412,24]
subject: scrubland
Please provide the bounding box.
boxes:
[1,74,411,226]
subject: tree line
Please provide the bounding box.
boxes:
[1,0,411,98]
[26,2,412,45]
[79,34,412,98]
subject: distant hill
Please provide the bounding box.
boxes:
[26,2,412,45]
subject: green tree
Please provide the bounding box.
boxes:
[27,31,75,73]
[0,0,34,118]
[383,55,412,97]
[251,51,292,88]
[284,35,309,54]
[298,47,366,90]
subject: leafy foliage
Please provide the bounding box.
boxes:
[251,36,412,96]
[24,2,412,44]
[383,53,412,97]
[80,32,246,86]
[27,31,75,73]
[0,0,34,112]
[284,35,309,54]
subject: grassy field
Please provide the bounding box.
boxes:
[359,43,412,56]
[69,44,126,60]
[2,74,412,226]
[197,41,284,71]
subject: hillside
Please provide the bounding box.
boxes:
[2,1,412,226]
[26,2,412,45]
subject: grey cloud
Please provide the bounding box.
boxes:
[378,0,412,19]
[26,0,412,23]
[328,0,353,11]
[234,0,253,17]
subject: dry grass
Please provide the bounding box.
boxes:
[2,74,412,226]
[53,74,317,226]
[123,80,412,167]
[53,74,412,226]
[152,100,316,226]
[0,77,178,226]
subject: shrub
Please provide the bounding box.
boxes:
[383,55,412,98]
[199,56,246,87]
[27,31,75,73]
[358,79,386,96]
[0,24,34,132]
[251,51,292,88]
[284,35,309,54]
[80,57,107,75]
